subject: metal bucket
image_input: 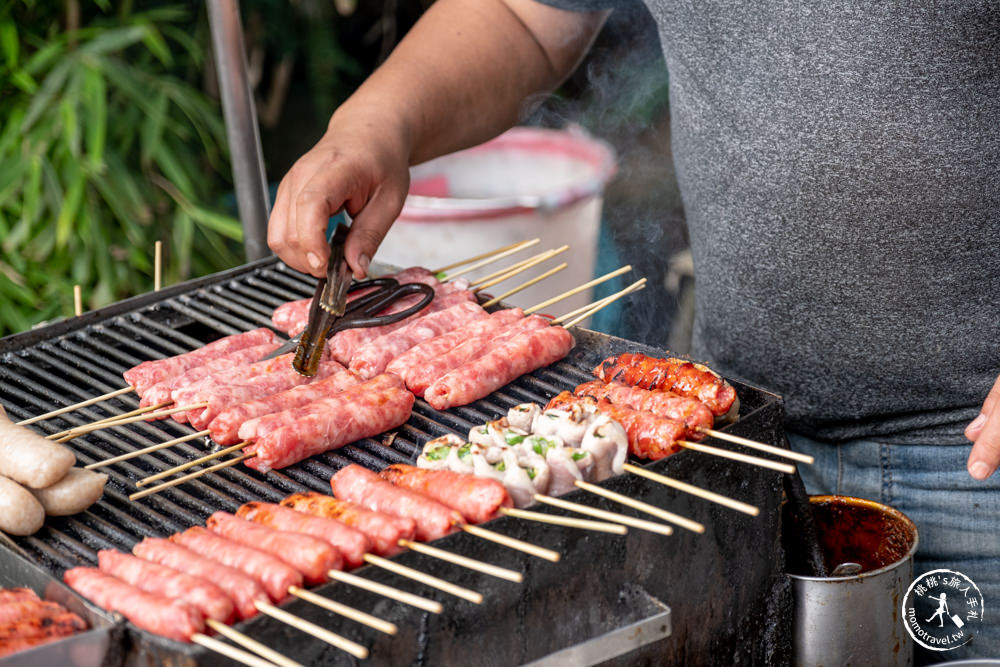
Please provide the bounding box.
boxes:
[787,495,919,667]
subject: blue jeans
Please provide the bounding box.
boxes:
[787,433,1000,661]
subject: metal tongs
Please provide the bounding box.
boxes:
[265,225,435,376]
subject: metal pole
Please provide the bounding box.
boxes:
[206,0,271,262]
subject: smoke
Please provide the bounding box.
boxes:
[524,3,691,352]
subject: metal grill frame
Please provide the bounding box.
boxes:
[0,258,792,665]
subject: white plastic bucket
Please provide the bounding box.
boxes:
[377,126,617,314]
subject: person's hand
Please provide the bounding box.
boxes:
[268,107,412,279]
[965,374,1000,480]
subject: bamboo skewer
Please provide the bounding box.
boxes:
[51,402,206,442]
[47,402,171,440]
[191,632,282,667]
[253,600,368,660]
[480,263,568,308]
[678,441,796,474]
[531,494,674,536]
[524,265,632,315]
[154,240,163,291]
[204,619,303,667]
[622,463,759,516]
[73,285,83,317]
[558,278,648,328]
[459,524,560,562]
[498,507,628,534]
[699,429,814,464]
[85,431,213,471]
[362,554,483,604]
[549,278,647,325]
[129,453,252,501]
[129,441,245,482]
[470,246,569,292]
[288,586,397,636]
[326,569,443,614]
[433,238,540,275]
[16,387,135,426]
[573,480,706,534]
[440,239,542,280]
[398,539,521,582]
[466,247,561,289]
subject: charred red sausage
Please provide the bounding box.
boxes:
[379,464,512,524]
[236,502,371,569]
[280,492,415,557]
[330,465,461,542]
[573,380,714,437]
[593,353,738,419]
[546,391,687,460]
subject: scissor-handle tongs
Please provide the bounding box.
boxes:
[267,277,434,375]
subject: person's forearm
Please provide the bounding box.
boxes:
[333,0,607,166]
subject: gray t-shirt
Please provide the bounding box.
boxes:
[538,0,1000,443]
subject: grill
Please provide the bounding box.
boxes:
[0,258,792,666]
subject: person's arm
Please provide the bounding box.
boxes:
[267,0,608,278]
[965,374,1000,479]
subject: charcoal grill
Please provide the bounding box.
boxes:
[0,257,792,665]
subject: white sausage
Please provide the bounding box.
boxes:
[30,468,108,516]
[0,405,76,488]
[0,474,45,536]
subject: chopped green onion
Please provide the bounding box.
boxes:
[425,446,451,461]
[571,451,587,461]
[504,432,525,445]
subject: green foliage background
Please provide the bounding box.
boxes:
[0,1,244,336]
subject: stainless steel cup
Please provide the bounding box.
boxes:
[788,495,919,667]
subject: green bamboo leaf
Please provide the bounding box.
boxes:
[0,158,28,208]
[22,58,71,130]
[21,155,42,226]
[0,20,18,68]
[139,90,168,167]
[188,205,243,241]
[77,25,146,58]
[60,97,81,158]
[9,69,37,93]
[0,107,25,155]
[153,143,194,196]
[23,39,67,77]
[140,23,172,67]
[83,65,107,170]
[173,208,193,279]
[56,171,85,248]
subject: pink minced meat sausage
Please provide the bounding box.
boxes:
[123,328,279,396]
[385,308,525,388]
[238,373,401,442]
[209,367,362,445]
[63,567,203,643]
[132,537,268,621]
[402,314,549,397]
[174,355,345,428]
[170,526,301,603]
[328,284,476,365]
[349,301,490,380]
[206,512,342,585]
[330,464,462,542]
[139,342,280,410]
[425,325,575,410]
[97,550,235,624]
[244,374,415,472]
